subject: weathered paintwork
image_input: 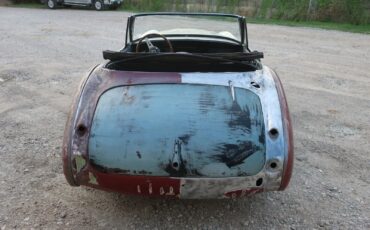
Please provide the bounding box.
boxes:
[89,84,265,177]
[62,65,294,199]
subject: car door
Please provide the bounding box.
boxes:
[64,0,91,5]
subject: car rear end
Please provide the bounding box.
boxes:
[62,65,293,199]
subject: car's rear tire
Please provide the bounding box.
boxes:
[94,0,104,11]
[47,0,57,9]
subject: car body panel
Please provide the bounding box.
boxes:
[88,84,266,178]
[63,65,293,198]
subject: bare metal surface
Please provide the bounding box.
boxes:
[179,172,265,199]
[0,7,369,229]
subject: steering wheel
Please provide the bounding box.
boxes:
[135,33,174,53]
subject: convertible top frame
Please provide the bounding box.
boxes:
[125,12,249,49]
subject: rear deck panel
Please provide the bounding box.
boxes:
[88,84,265,178]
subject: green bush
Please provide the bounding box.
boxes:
[254,0,368,24]
[11,0,39,3]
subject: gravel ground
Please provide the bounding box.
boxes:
[0,7,369,230]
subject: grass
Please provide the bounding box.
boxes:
[10,3,45,8]
[6,3,370,34]
[247,18,370,34]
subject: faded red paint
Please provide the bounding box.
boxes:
[270,69,294,191]
[80,167,181,197]
[62,65,98,186]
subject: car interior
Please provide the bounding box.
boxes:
[104,37,263,72]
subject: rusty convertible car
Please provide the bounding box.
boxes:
[62,13,293,199]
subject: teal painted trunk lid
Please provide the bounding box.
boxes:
[88,84,265,178]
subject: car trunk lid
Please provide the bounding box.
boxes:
[88,84,265,178]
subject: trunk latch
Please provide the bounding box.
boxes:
[171,139,182,171]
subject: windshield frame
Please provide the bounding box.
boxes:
[125,12,248,47]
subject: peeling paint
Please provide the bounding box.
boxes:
[75,155,86,172]
[88,172,98,185]
[166,186,175,196]
[160,186,165,195]
[148,183,153,194]
[179,173,265,199]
